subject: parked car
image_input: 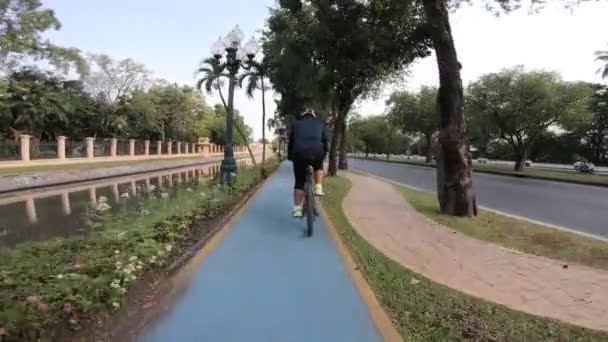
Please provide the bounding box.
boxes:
[524,160,532,167]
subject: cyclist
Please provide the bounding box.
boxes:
[287,107,328,218]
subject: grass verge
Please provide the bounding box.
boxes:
[0,155,216,177]
[351,156,608,187]
[321,177,608,341]
[393,185,608,271]
[0,159,279,341]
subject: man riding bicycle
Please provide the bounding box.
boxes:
[287,107,328,218]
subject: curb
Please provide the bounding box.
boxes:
[351,168,608,242]
[350,156,608,189]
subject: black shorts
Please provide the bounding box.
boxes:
[292,154,324,190]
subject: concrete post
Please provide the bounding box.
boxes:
[86,137,95,159]
[129,139,136,157]
[112,183,120,201]
[131,181,137,195]
[144,140,150,156]
[89,187,97,206]
[167,141,173,155]
[57,136,67,159]
[20,134,31,161]
[176,142,182,155]
[110,138,118,157]
[157,140,162,155]
[201,140,210,157]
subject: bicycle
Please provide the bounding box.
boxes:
[302,165,318,237]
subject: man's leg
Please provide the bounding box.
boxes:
[292,157,306,217]
[313,155,324,196]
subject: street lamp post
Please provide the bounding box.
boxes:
[210,26,260,184]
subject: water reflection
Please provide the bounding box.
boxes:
[0,160,250,249]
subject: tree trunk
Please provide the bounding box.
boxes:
[338,117,348,170]
[425,133,433,163]
[261,77,267,165]
[424,0,477,217]
[514,149,527,171]
[328,115,342,177]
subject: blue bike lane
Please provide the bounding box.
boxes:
[140,162,384,342]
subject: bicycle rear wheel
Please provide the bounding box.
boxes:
[305,167,315,237]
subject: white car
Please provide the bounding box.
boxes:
[573,161,595,173]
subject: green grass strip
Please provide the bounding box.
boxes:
[321,177,608,341]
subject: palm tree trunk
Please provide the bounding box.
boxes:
[217,84,257,166]
[261,77,267,165]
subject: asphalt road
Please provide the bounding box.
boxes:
[349,158,608,238]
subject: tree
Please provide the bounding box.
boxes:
[467,67,592,171]
[196,57,257,165]
[348,114,411,158]
[0,0,87,75]
[121,84,207,141]
[210,104,253,146]
[82,54,150,104]
[417,0,602,217]
[1,68,86,141]
[387,86,438,162]
[582,84,608,163]
[240,57,270,164]
[264,0,431,176]
[596,46,608,79]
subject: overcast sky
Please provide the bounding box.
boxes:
[44,0,608,140]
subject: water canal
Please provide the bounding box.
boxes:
[0,159,251,249]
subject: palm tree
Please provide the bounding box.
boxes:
[196,58,257,165]
[239,59,269,165]
[596,48,608,79]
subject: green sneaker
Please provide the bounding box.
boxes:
[314,184,324,196]
[293,206,303,218]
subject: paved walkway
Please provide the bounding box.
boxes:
[343,172,608,332]
[140,163,383,341]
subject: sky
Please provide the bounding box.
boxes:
[43,0,608,140]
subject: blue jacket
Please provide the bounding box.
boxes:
[288,116,328,160]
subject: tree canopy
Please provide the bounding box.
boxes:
[263,0,432,174]
[467,67,592,170]
[0,0,87,75]
[387,86,438,162]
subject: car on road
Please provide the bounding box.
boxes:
[574,161,595,173]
